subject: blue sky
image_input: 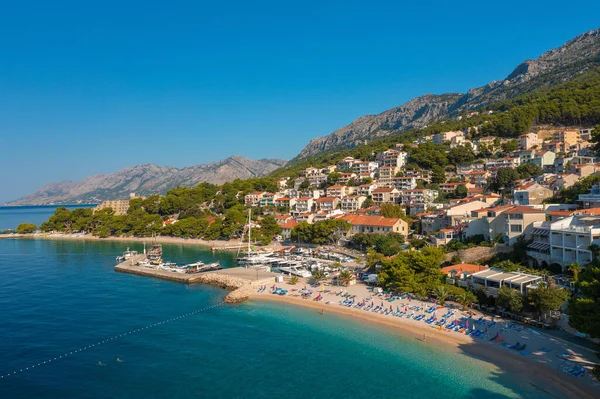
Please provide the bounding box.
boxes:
[1,0,599,203]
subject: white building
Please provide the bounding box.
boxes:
[527,210,600,270]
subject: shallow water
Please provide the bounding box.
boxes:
[0,238,551,398]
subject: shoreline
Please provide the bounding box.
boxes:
[0,233,262,251]
[249,288,600,399]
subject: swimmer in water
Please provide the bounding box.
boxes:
[116,358,123,363]
[98,361,105,366]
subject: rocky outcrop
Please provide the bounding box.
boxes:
[444,245,513,264]
[296,28,600,159]
[7,155,287,205]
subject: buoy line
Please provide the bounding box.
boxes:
[0,302,224,380]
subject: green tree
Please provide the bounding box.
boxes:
[567,262,581,284]
[326,172,341,186]
[338,269,353,286]
[457,290,477,311]
[300,179,310,190]
[454,184,468,198]
[516,163,543,179]
[497,286,524,313]
[433,285,449,306]
[16,223,37,234]
[259,215,282,238]
[380,203,405,218]
[361,197,374,208]
[312,269,326,284]
[528,282,569,313]
[448,145,475,165]
[494,167,520,189]
[501,139,518,153]
[289,275,299,285]
[431,165,446,184]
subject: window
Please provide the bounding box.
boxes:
[510,225,523,233]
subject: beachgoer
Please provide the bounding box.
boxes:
[423,334,426,342]
[321,309,324,315]
[116,358,123,363]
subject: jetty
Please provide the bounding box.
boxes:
[115,255,278,303]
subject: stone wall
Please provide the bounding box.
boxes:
[444,245,512,264]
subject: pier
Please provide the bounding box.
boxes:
[114,256,278,303]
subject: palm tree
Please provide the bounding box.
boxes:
[433,285,449,306]
[457,290,477,311]
[567,262,581,284]
[311,269,326,284]
[338,269,353,286]
[289,275,299,285]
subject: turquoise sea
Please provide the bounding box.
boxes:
[0,237,552,398]
[0,204,97,230]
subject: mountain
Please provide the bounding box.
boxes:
[7,156,287,205]
[296,28,600,159]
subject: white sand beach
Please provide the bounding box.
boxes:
[250,279,600,399]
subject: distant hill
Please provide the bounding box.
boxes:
[296,27,600,159]
[7,155,287,205]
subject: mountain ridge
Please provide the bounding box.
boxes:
[7,155,287,206]
[296,27,600,159]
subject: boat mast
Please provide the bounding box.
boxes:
[248,208,251,255]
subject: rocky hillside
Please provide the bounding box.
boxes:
[296,28,600,159]
[8,156,287,205]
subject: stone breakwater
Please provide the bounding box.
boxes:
[193,273,264,304]
[115,262,276,304]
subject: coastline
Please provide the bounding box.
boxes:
[249,287,600,399]
[0,233,258,251]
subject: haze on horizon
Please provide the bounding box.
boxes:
[1,0,599,204]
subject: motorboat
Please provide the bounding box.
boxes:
[279,265,312,278]
[116,247,138,262]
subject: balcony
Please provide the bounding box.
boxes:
[527,251,550,261]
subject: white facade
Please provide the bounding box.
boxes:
[528,215,600,269]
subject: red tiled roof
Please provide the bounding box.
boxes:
[281,220,299,229]
[441,264,488,276]
[373,187,395,193]
[547,210,574,216]
[505,205,545,214]
[316,197,337,202]
[341,215,402,227]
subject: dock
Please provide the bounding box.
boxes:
[114,256,278,303]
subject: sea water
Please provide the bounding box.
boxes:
[0,238,551,398]
[0,204,97,231]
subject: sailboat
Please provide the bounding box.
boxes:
[236,210,272,271]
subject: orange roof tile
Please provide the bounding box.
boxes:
[441,264,488,276]
[341,215,402,227]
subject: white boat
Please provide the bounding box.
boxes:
[116,247,138,262]
[279,265,312,278]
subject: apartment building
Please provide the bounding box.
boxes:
[504,205,546,245]
[527,210,600,269]
[553,130,580,147]
[274,197,297,209]
[391,176,417,191]
[342,215,409,237]
[340,196,366,212]
[378,166,398,179]
[372,187,400,205]
[326,185,353,198]
[295,198,314,213]
[518,133,539,150]
[244,192,266,207]
[513,183,554,205]
[315,197,339,212]
[376,150,408,168]
[352,161,378,174]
